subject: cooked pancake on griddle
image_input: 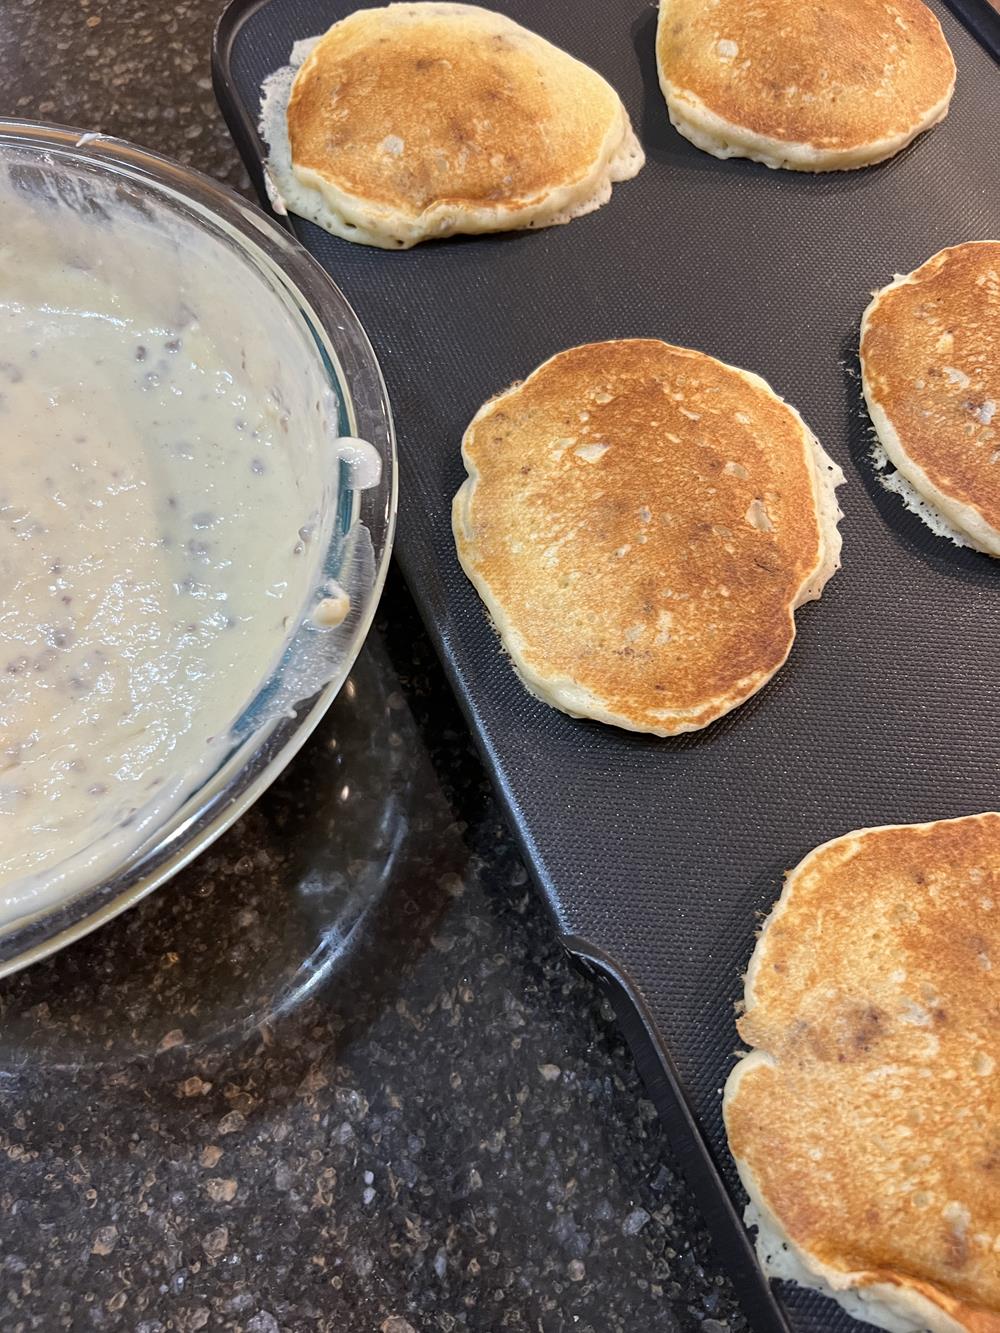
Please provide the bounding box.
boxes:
[725,813,1000,1333]
[656,0,955,171]
[861,241,1000,557]
[452,339,844,736]
[264,2,643,249]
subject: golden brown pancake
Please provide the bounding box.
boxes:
[861,241,1000,557]
[656,0,955,171]
[274,3,643,248]
[452,339,843,735]
[725,814,1000,1333]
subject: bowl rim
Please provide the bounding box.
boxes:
[0,117,398,977]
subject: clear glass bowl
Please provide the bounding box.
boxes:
[0,119,397,977]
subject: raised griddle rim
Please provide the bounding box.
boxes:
[213,0,286,209]
[943,0,1000,56]
[210,4,999,1331]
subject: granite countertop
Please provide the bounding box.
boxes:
[0,4,747,1330]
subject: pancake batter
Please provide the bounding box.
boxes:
[1,166,334,923]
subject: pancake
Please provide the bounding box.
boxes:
[725,814,1000,1333]
[861,241,1000,557]
[263,3,643,249]
[452,339,844,736]
[656,0,955,172]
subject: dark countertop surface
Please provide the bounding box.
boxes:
[0,3,747,1330]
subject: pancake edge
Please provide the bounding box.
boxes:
[452,341,844,736]
[724,812,1000,1333]
[860,250,1000,558]
[655,1,955,173]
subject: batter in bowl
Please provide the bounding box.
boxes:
[0,166,337,923]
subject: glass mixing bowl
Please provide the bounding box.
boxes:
[0,119,397,977]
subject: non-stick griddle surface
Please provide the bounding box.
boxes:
[214,4,999,1328]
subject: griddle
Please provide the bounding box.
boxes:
[212,4,1000,1327]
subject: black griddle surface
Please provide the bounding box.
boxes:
[213,5,1000,1327]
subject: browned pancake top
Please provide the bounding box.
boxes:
[727,814,1000,1328]
[862,241,1000,534]
[658,0,955,150]
[287,3,623,219]
[455,339,830,733]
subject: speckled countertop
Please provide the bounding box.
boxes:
[0,4,747,1331]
